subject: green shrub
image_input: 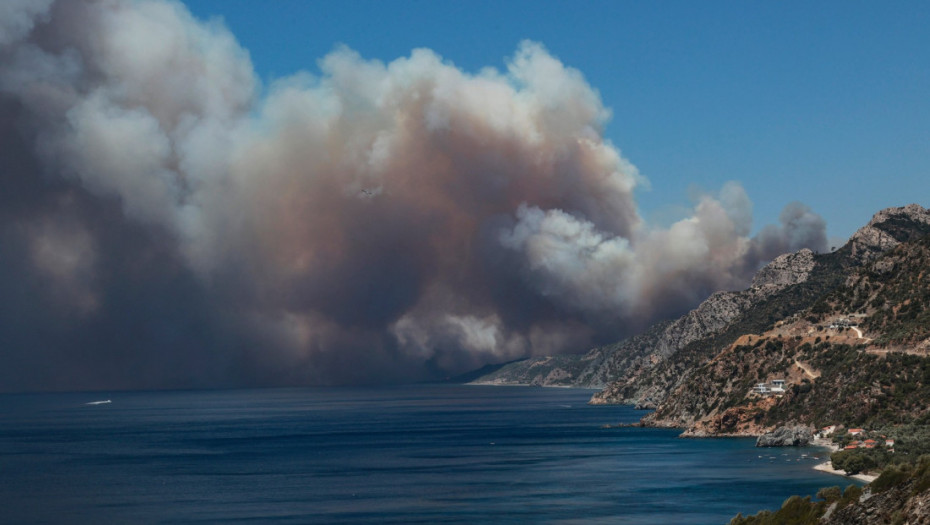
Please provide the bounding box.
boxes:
[871,464,912,493]
[831,450,878,475]
[815,486,841,502]
[843,484,863,501]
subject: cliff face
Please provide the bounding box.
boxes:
[751,249,816,289]
[755,426,813,447]
[846,204,930,264]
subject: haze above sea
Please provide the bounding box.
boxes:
[0,385,852,524]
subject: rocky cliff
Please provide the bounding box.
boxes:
[755,426,813,447]
[846,203,930,264]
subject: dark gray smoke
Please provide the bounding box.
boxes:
[0,0,827,392]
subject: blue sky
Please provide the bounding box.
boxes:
[183,0,929,245]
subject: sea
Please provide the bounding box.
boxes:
[0,384,856,524]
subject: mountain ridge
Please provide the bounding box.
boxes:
[470,204,930,411]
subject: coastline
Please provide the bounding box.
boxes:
[810,437,878,483]
[465,381,596,389]
[812,460,877,483]
[679,430,880,485]
[481,391,882,488]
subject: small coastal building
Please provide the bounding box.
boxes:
[751,380,791,396]
[848,428,864,436]
[864,439,877,449]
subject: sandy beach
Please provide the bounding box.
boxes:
[813,461,878,483]
[810,437,878,483]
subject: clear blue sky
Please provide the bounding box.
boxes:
[182,0,929,245]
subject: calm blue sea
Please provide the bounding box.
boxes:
[0,385,852,524]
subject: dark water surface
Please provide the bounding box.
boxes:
[0,385,847,524]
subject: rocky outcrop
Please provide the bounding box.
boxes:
[750,249,815,289]
[755,425,812,447]
[676,397,778,437]
[821,473,930,524]
[847,204,930,264]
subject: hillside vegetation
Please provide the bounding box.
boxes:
[646,230,930,436]
[730,455,930,524]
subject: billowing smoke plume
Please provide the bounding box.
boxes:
[0,0,827,391]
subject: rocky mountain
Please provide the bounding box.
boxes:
[644,214,930,436]
[472,205,930,428]
[755,426,813,447]
[590,248,825,407]
[846,203,930,264]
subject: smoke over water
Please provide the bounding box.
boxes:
[0,1,827,391]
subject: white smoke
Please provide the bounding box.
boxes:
[0,0,828,388]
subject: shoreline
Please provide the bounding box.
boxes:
[675,429,881,486]
[812,460,878,483]
[465,381,599,389]
[810,437,878,483]
[483,392,882,487]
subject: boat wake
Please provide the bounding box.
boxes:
[85,400,111,405]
